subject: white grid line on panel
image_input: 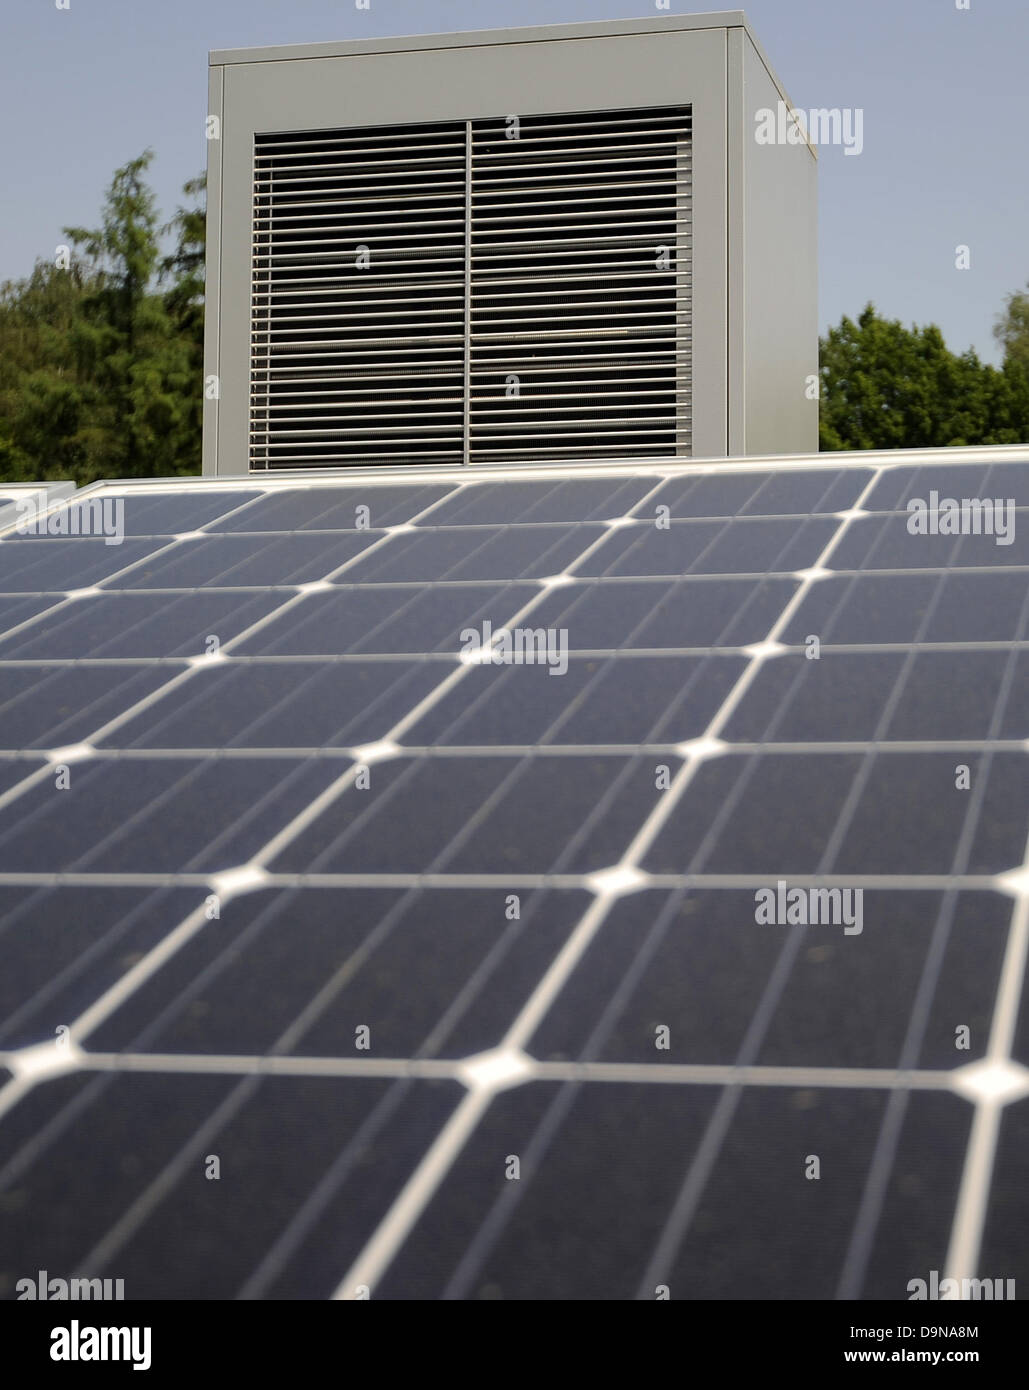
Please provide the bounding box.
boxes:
[0,870,1017,893]
[0,484,471,798]
[936,583,1029,1289]
[0,466,841,1282]
[834,566,1029,1296]
[0,475,674,1084]
[3,741,1027,761]
[0,455,1027,1299]
[1,640,1029,668]
[326,465,889,1295]
[6,561,1029,602]
[1,1050,1006,1097]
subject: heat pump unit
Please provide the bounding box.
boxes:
[203,12,817,475]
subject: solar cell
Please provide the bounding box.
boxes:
[572,514,838,575]
[0,757,346,874]
[57,488,266,536]
[0,595,61,637]
[0,886,205,1048]
[341,522,608,583]
[0,664,176,747]
[401,655,747,746]
[0,538,166,592]
[237,582,539,657]
[416,476,654,526]
[85,887,593,1061]
[0,590,287,659]
[110,531,385,590]
[0,451,1027,1303]
[830,512,1029,570]
[864,462,1029,511]
[99,661,447,750]
[208,483,452,533]
[530,576,800,648]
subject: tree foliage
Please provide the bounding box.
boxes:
[0,151,204,485]
[994,282,1029,376]
[819,303,1029,451]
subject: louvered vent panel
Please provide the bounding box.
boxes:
[250,121,468,467]
[249,106,691,469]
[468,107,691,463]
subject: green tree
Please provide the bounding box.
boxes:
[819,303,1029,450]
[0,259,96,480]
[994,282,1029,374]
[159,173,207,467]
[63,150,200,480]
[0,153,206,485]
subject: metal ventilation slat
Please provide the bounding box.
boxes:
[249,106,691,468]
[251,119,467,468]
[468,106,690,465]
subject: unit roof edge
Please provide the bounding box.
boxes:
[209,12,752,67]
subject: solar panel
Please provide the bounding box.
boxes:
[0,452,1026,1303]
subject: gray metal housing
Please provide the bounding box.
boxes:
[204,12,817,475]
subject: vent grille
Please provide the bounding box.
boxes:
[250,106,691,469]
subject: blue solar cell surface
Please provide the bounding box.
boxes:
[0,461,1026,1301]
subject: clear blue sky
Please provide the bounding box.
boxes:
[2,0,1026,362]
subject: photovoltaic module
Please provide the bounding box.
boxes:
[0,449,1027,1300]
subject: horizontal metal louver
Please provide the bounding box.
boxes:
[249,106,691,469]
[250,120,467,468]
